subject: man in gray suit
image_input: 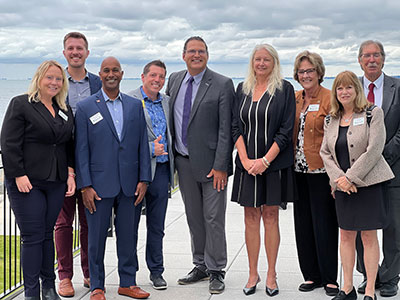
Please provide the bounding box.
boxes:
[128,60,174,291]
[166,36,235,294]
[356,40,400,297]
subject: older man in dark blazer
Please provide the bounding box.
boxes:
[356,40,400,297]
[75,57,151,300]
[166,36,235,294]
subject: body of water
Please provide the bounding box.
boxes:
[0,77,334,124]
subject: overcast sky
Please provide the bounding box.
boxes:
[1,0,400,79]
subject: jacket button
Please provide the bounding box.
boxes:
[348,131,352,135]
[350,144,354,147]
[351,159,355,162]
[310,129,313,132]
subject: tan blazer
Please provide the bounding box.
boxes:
[320,106,394,190]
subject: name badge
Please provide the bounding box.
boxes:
[58,110,68,121]
[308,104,320,112]
[353,117,365,126]
[90,112,103,125]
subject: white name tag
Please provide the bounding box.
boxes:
[90,112,103,125]
[353,117,365,126]
[308,104,320,112]
[58,110,68,121]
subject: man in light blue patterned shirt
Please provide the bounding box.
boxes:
[128,60,174,291]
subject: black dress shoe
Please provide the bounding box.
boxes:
[299,281,322,292]
[243,277,261,296]
[332,287,357,300]
[42,288,61,300]
[363,295,377,300]
[150,274,168,290]
[266,281,279,297]
[380,281,398,297]
[177,267,209,285]
[209,271,225,294]
[325,285,340,296]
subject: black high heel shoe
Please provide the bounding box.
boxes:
[243,276,261,296]
[266,280,279,297]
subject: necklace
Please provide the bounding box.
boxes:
[343,113,353,122]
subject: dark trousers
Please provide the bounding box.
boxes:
[86,190,138,291]
[6,178,66,297]
[55,191,89,280]
[134,162,169,275]
[356,186,400,283]
[294,172,339,286]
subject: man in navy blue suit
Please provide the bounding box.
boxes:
[75,57,152,300]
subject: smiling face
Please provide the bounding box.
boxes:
[297,59,319,91]
[141,65,166,100]
[336,83,356,109]
[183,40,208,76]
[39,65,63,101]
[99,57,123,93]
[63,37,89,69]
[358,43,384,82]
[252,48,274,79]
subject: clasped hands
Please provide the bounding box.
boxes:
[335,176,357,194]
[243,157,267,177]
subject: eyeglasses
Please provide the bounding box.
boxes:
[361,53,382,59]
[297,68,316,75]
[185,49,207,55]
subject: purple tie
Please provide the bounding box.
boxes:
[182,76,194,147]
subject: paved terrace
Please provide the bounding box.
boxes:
[13,182,380,300]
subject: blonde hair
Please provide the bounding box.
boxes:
[242,44,283,97]
[330,70,370,118]
[293,50,325,84]
[28,60,69,111]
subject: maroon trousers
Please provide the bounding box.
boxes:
[55,191,89,280]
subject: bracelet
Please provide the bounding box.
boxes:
[261,159,268,168]
[262,156,270,167]
[81,187,89,193]
[344,176,352,185]
[68,173,76,178]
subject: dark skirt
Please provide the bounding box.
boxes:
[335,182,388,231]
[231,166,295,207]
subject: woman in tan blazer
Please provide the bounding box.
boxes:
[320,71,394,300]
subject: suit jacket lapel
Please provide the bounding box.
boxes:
[170,71,187,109]
[189,68,211,125]
[383,74,395,116]
[95,92,120,141]
[31,101,56,136]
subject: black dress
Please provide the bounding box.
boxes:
[231,92,294,207]
[335,126,388,230]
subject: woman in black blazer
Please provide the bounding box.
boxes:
[1,60,75,300]
[231,44,295,297]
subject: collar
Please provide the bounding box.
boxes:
[185,68,206,85]
[101,88,122,102]
[140,86,162,103]
[65,68,89,82]
[363,72,384,90]
[301,85,322,99]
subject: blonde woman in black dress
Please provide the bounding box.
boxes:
[232,44,295,297]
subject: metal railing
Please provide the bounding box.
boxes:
[0,158,82,300]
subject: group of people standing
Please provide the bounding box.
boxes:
[1,32,400,300]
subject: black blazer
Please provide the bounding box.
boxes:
[232,80,296,172]
[1,94,74,181]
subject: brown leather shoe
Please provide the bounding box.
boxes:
[83,278,90,288]
[90,289,105,300]
[58,278,75,297]
[118,286,150,299]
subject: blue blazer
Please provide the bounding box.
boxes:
[74,90,151,198]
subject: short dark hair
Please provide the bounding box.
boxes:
[183,36,208,53]
[358,40,385,61]
[143,60,167,75]
[63,32,89,49]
